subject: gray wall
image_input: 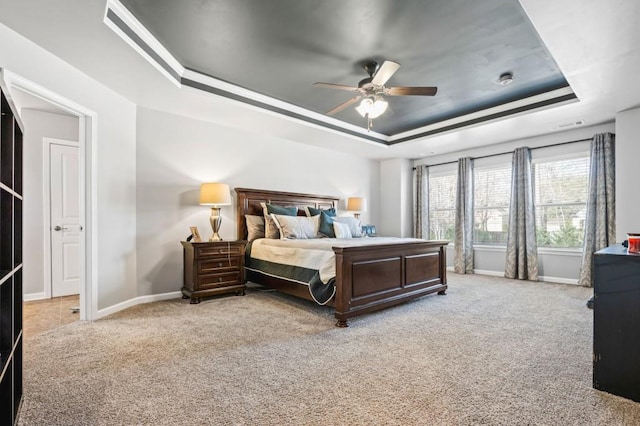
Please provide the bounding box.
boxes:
[135,106,381,297]
[616,107,640,241]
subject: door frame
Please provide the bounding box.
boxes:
[43,137,80,300]
[3,70,98,321]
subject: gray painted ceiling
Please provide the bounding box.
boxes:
[119,0,569,137]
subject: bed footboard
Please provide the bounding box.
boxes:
[333,240,447,327]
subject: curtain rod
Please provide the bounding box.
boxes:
[412,137,596,170]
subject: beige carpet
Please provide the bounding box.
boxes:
[18,273,640,425]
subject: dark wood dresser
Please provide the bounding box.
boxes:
[593,244,640,402]
[181,240,246,304]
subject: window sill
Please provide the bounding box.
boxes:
[450,244,583,256]
[472,245,506,252]
[537,247,583,256]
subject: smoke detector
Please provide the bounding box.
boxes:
[497,72,514,86]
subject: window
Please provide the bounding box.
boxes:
[474,164,512,244]
[533,155,589,248]
[422,144,590,249]
[428,169,457,240]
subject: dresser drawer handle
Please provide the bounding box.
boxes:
[218,277,223,282]
[218,262,223,267]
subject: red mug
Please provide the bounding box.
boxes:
[628,233,640,254]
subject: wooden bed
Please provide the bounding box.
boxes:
[236,187,448,327]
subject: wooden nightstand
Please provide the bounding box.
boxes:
[181,240,247,304]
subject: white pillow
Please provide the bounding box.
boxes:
[333,221,353,239]
[271,214,320,239]
[334,217,362,237]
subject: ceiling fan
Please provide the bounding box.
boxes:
[313,60,437,130]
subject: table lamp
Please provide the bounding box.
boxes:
[347,197,367,220]
[199,183,231,241]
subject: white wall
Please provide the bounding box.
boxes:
[379,158,413,237]
[21,109,78,298]
[135,106,380,296]
[615,107,640,241]
[0,23,138,312]
[409,122,616,283]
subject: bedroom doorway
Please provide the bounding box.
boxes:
[4,69,97,321]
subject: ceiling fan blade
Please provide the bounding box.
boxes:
[313,82,359,92]
[371,60,400,86]
[326,96,361,115]
[385,86,438,96]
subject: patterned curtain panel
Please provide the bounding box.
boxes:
[414,165,429,239]
[454,157,473,273]
[578,133,616,287]
[505,147,539,280]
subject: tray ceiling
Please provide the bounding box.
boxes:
[108,0,575,145]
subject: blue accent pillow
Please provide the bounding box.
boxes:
[266,203,298,216]
[306,206,336,217]
[318,211,336,238]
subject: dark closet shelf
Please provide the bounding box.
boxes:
[0,79,23,425]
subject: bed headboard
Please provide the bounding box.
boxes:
[235,187,339,241]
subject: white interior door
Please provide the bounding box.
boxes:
[50,143,80,297]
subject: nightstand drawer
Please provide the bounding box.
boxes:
[198,271,241,288]
[196,244,244,258]
[198,258,241,273]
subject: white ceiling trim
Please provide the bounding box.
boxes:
[104,0,184,87]
[391,86,578,143]
[182,69,389,141]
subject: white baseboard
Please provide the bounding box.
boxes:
[472,269,504,277]
[450,268,579,285]
[97,291,182,319]
[24,292,47,301]
[539,276,579,285]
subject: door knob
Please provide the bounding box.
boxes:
[53,225,68,231]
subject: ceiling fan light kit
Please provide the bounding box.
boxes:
[356,96,388,119]
[313,60,437,131]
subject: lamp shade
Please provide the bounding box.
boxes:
[347,197,367,212]
[199,183,231,206]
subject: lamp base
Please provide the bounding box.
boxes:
[209,233,223,242]
[209,206,224,242]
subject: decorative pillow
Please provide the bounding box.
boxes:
[272,214,320,239]
[245,215,265,242]
[333,221,353,239]
[265,203,298,216]
[334,216,363,237]
[305,206,337,217]
[318,211,336,238]
[261,202,298,239]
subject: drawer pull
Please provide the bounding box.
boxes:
[218,277,223,282]
[218,262,223,267]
